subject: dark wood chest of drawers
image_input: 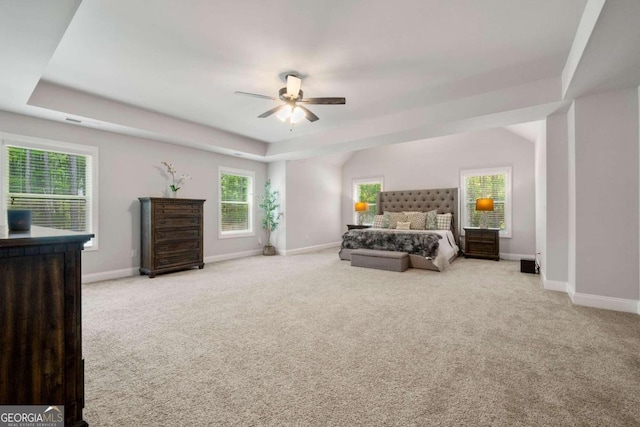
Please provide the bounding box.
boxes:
[139,198,205,277]
[463,227,500,261]
[0,226,93,427]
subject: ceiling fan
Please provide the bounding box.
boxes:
[235,74,346,125]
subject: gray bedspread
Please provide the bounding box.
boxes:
[340,229,441,258]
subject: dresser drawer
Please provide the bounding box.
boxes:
[155,240,200,254]
[154,203,201,216]
[154,251,201,269]
[155,215,201,228]
[155,228,201,242]
[467,231,497,243]
[467,242,496,255]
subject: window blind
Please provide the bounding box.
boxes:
[463,172,507,230]
[354,181,382,225]
[220,173,251,232]
[6,146,92,233]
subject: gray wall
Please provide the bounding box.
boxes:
[571,88,639,300]
[535,121,547,275]
[342,128,537,257]
[284,158,343,252]
[544,113,569,285]
[0,111,268,280]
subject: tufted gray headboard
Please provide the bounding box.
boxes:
[376,188,459,245]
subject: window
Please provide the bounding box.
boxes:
[219,167,254,238]
[353,178,383,225]
[1,133,99,249]
[460,167,511,237]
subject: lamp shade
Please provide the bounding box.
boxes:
[354,202,369,212]
[475,198,494,212]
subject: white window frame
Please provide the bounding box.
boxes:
[352,177,384,225]
[0,132,99,250]
[460,166,512,238]
[218,166,255,239]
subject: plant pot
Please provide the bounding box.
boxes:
[262,245,276,256]
[7,209,32,231]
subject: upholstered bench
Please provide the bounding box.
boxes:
[350,249,410,272]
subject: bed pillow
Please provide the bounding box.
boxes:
[383,212,407,229]
[382,211,391,228]
[372,215,385,229]
[396,221,411,230]
[436,213,452,230]
[403,211,427,230]
[425,209,438,230]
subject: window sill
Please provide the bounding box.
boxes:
[219,230,255,239]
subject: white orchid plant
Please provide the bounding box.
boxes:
[161,161,191,192]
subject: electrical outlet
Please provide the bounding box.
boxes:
[131,249,138,258]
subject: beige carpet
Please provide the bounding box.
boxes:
[81,249,640,426]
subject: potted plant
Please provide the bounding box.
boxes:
[258,179,283,256]
[161,161,191,197]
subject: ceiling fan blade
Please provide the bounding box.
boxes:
[297,105,319,122]
[235,91,276,100]
[286,75,302,98]
[299,97,346,105]
[258,105,286,118]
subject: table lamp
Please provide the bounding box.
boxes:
[354,202,369,225]
[475,198,494,229]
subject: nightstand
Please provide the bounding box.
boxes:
[463,227,500,261]
[347,224,372,230]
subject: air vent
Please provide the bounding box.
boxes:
[65,118,82,124]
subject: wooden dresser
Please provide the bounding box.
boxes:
[463,227,500,261]
[139,197,205,278]
[0,226,93,427]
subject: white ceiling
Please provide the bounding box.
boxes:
[2,0,640,162]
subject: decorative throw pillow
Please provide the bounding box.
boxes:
[425,209,438,230]
[382,211,391,228]
[372,215,385,229]
[436,213,452,230]
[387,212,407,229]
[396,221,411,230]
[403,211,427,230]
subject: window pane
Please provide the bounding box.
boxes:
[354,181,382,225]
[463,171,508,231]
[358,183,380,204]
[221,174,248,202]
[220,171,253,234]
[6,146,91,233]
[221,203,249,231]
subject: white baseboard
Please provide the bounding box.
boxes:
[540,270,568,292]
[83,267,138,284]
[543,279,568,292]
[204,249,262,263]
[499,252,535,261]
[279,241,341,256]
[570,291,639,314]
[538,270,638,314]
[83,249,263,283]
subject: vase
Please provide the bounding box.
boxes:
[170,191,178,199]
[262,245,276,256]
[7,209,32,231]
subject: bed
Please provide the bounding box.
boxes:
[339,188,460,271]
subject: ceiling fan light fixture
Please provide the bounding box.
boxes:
[237,74,345,125]
[290,106,306,124]
[277,105,292,121]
